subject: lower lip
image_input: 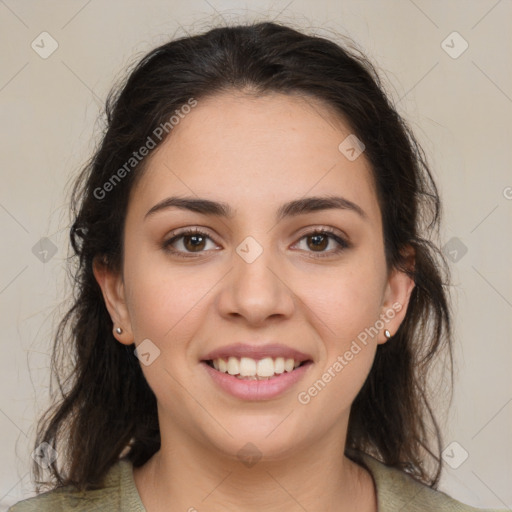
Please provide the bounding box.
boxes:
[201,361,313,401]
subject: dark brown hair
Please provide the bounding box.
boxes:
[32,20,453,492]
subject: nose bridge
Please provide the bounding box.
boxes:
[217,233,295,323]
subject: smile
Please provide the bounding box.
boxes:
[206,356,306,379]
[201,357,313,400]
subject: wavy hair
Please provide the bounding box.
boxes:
[32,20,453,492]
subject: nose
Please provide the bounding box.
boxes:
[215,240,296,326]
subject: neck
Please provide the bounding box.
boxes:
[133,424,376,512]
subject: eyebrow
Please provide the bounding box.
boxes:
[144,195,367,222]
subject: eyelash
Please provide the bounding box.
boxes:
[162,227,351,259]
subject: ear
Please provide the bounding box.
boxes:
[92,255,134,345]
[378,245,416,345]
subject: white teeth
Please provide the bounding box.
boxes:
[274,357,285,374]
[239,357,257,377]
[257,357,275,377]
[227,356,240,376]
[210,356,305,378]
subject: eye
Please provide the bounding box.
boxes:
[292,228,351,258]
[162,226,351,259]
[162,228,219,258]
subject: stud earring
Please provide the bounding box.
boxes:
[115,327,123,335]
[384,329,392,339]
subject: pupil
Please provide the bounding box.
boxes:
[186,235,205,251]
[309,234,327,251]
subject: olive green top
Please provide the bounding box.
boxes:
[9,453,508,511]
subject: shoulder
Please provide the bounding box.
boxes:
[358,453,507,512]
[8,458,145,512]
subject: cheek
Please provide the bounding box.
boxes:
[122,253,214,409]
[296,343,375,428]
[295,261,383,416]
[299,258,386,349]
[123,249,211,343]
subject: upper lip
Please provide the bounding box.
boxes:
[202,343,313,362]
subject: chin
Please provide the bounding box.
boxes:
[194,413,310,464]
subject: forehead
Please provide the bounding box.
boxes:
[128,90,381,226]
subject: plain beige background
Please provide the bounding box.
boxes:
[1,0,511,510]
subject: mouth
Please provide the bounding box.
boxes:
[200,354,313,401]
[199,343,314,400]
[202,356,313,380]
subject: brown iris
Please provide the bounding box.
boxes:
[307,233,329,251]
[183,234,207,252]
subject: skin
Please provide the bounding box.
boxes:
[94,90,415,512]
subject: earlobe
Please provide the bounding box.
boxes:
[92,255,134,345]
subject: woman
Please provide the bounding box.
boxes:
[10,20,506,512]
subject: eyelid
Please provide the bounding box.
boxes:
[293,224,349,242]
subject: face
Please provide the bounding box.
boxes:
[94,90,414,462]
